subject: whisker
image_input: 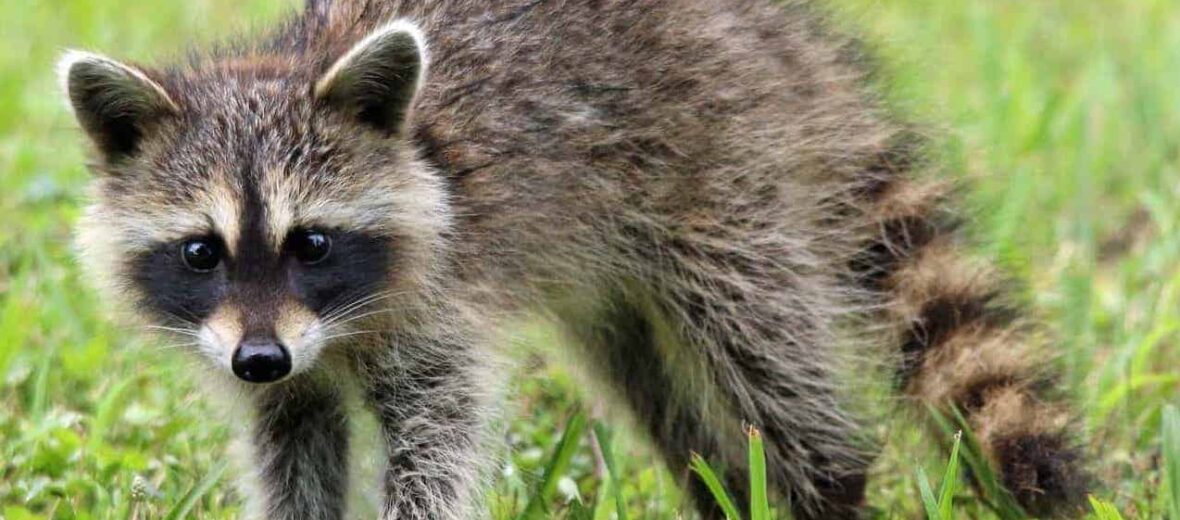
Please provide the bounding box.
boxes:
[149,341,201,352]
[319,286,392,321]
[321,307,399,332]
[320,330,384,343]
[320,290,406,328]
[322,288,401,320]
[321,295,383,326]
[161,309,202,328]
[142,325,203,338]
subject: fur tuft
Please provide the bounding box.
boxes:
[991,430,1089,516]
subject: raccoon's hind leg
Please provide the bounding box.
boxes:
[560,279,870,520]
[245,379,350,520]
[559,286,747,520]
[660,275,873,520]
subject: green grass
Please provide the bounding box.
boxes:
[690,452,743,520]
[688,427,780,520]
[1164,405,1180,519]
[916,431,963,520]
[2,0,1178,518]
[1090,496,1128,520]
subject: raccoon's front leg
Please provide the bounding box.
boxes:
[361,330,494,520]
[247,380,350,520]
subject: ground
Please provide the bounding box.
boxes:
[1,0,1177,518]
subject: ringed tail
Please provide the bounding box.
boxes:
[855,173,1089,516]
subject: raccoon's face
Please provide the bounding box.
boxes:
[59,22,445,384]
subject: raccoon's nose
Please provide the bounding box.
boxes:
[231,340,292,383]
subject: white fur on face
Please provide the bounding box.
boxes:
[204,176,245,256]
[275,301,324,375]
[198,305,242,372]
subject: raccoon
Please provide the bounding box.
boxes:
[58,0,1089,518]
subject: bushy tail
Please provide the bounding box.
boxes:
[855,178,1088,516]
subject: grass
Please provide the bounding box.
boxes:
[1164,405,1180,519]
[689,427,776,520]
[1,0,1178,518]
[1090,496,1128,520]
[916,432,963,520]
[520,412,589,520]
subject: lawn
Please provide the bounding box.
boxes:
[1,0,1178,518]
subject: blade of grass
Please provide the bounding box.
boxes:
[590,474,612,520]
[1095,374,1180,419]
[927,405,1025,519]
[1130,325,1178,377]
[916,466,941,520]
[87,377,137,452]
[748,426,770,520]
[29,353,52,420]
[937,431,962,519]
[1087,495,1125,520]
[519,411,588,520]
[591,422,628,520]
[162,460,227,520]
[689,453,742,520]
[1163,404,1180,520]
[0,295,30,377]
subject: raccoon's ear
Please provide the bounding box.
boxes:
[57,50,179,161]
[314,20,427,135]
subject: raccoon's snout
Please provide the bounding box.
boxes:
[231,339,292,383]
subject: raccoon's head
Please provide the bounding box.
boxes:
[58,21,447,384]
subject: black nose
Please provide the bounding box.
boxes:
[231,340,292,383]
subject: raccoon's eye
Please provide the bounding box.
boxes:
[180,239,221,272]
[288,230,332,265]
